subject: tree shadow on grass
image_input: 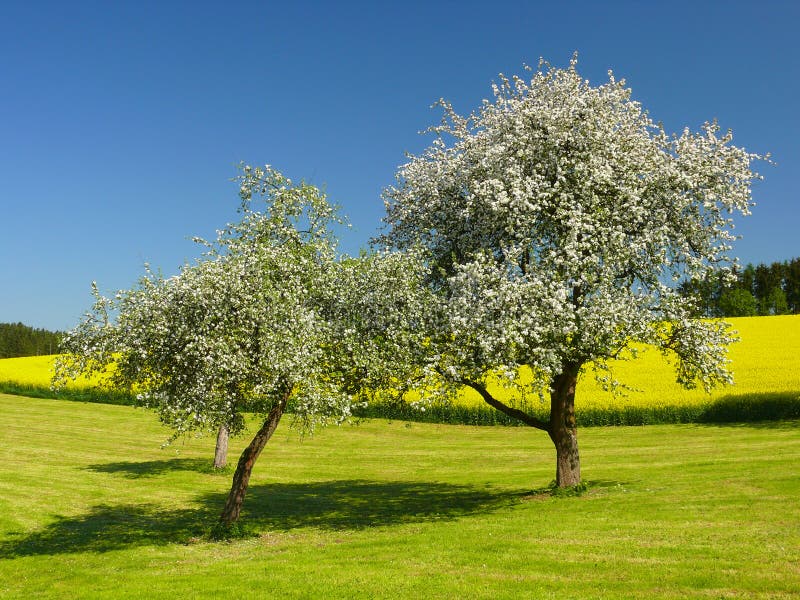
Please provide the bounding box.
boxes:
[696,392,799,425]
[0,480,520,558]
[85,458,221,478]
[0,502,214,559]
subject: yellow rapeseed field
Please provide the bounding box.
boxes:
[0,354,105,389]
[1,315,798,411]
[455,315,800,411]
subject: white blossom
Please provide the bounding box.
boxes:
[54,165,423,442]
[379,55,765,410]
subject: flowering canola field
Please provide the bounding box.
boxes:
[450,315,800,412]
[0,354,102,389]
[1,316,798,415]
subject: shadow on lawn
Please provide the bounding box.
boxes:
[695,392,800,424]
[86,457,219,478]
[0,479,519,558]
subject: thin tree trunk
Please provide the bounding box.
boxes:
[219,388,290,526]
[548,364,581,487]
[213,423,229,469]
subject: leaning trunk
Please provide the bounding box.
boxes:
[213,423,229,469]
[219,390,290,526]
[548,364,581,487]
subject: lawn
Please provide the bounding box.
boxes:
[0,393,798,598]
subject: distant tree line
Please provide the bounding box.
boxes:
[0,322,62,358]
[680,258,800,317]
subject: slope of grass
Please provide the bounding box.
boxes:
[0,393,798,598]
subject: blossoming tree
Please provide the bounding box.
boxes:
[380,57,766,487]
[55,165,425,527]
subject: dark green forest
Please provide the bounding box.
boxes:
[680,257,800,317]
[0,323,62,358]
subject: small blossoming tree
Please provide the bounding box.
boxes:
[55,165,424,527]
[380,57,766,487]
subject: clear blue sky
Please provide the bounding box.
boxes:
[2,1,798,331]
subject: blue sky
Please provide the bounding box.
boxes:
[1,1,798,331]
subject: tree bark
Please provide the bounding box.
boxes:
[548,363,581,487]
[213,423,230,469]
[461,365,582,489]
[219,388,290,526]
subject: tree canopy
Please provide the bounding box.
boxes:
[380,56,766,486]
[54,165,423,527]
[52,56,769,518]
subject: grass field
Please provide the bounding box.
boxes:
[0,393,798,598]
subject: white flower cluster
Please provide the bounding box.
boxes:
[54,166,425,440]
[55,57,765,441]
[380,56,763,401]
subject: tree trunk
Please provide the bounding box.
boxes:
[219,389,290,526]
[548,364,581,487]
[461,365,582,489]
[213,423,229,469]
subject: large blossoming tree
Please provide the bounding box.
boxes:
[380,57,765,487]
[55,165,425,528]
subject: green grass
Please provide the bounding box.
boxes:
[1,393,798,598]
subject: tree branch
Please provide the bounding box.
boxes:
[459,377,549,432]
